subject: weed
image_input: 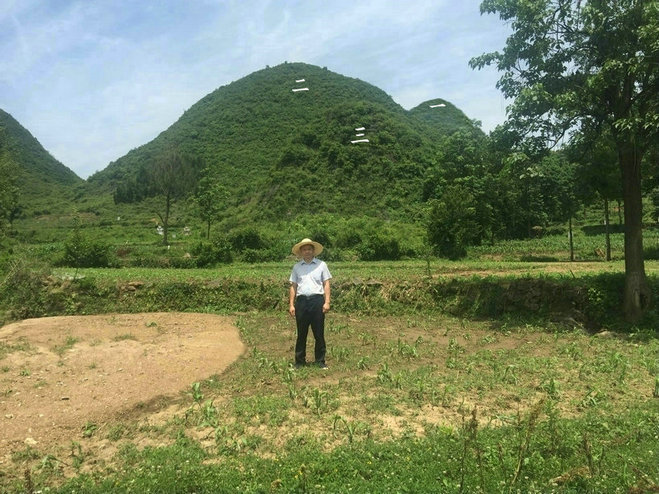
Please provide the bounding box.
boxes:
[52,335,79,357]
[190,382,203,404]
[539,377,560,400]
[82,422,98,438]
[396,338,419,359]
[304,388,328,415]
[11,446,41,462]
[113,333,137,341]
[510,400,545,487]
[200,400,219,427]
[330,346,350,361]
[376,363,393,384]
[106,423,128,441]
[502,364,518,384]
[0,337,33,360]
[70,441,85,470]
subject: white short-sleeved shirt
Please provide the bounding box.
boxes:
[289,258,332,296]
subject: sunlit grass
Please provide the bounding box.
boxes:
[14,312,655,493]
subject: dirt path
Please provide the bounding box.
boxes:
[0,312,245,465]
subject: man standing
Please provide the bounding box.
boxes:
[289,238,332,369]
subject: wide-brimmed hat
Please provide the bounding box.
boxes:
[292,238,324,256]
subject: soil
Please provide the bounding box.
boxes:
[0,312,245,467]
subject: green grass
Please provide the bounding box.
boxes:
[0,337,33,360]
[4,312,655,493]
[2,228,659,492]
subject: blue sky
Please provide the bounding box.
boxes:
[0,0,511,179]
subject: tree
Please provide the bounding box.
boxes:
[423,130,498,245]
[195,167,229,239]
[427,184,481,259]
[568,131,622,260]
[151,148,196,245]
[470,0,659,321]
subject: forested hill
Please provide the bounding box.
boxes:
[409,99,484,137]
[0,109,82,207]
[89,62,483,221]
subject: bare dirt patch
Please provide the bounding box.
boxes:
[0,312,245,466]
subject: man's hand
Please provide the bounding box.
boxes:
[322,303,330,313]
[289,305,296,317]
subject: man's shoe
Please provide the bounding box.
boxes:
[318,363,328,370]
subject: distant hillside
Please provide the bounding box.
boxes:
[89,62,482,222]
[0,109,82,213]
[409,99,485,137]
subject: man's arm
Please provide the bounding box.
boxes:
[323,279,331,313]
[289,283,297,317]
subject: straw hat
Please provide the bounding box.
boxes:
[292,238,324,256]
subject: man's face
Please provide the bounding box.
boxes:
[300,244,315,260]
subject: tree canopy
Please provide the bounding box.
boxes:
[470,0,659,321]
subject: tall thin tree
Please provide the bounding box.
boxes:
[151,147,195,245]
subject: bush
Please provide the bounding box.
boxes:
[0,258,59,320]
[58,221,113,268]
[427,185,481,260]
[228,227,264,251]
[193,235,233,267]
[357,232,402,261]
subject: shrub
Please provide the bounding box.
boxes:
[0,258,58,320]
[427,185,481,260]
[193,235,233,267]
[59,228,112,268]
[228,227,264,251]
[357,231,402,261]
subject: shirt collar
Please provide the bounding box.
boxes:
[300,257,318,265]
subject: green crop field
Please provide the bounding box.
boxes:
[8,312,657,493]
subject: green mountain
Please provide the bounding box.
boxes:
[409,99,485,137]
[89,62,482,223]
[0,109,82,213]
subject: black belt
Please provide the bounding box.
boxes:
[296,294,323,299]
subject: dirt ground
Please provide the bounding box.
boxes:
[0,312,245,468]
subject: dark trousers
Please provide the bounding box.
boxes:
[294,294,326,365]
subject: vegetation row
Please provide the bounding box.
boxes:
[2,259,657,332]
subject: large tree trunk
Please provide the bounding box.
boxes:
[619,145,651,322]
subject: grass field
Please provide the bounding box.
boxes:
[2,226,659,492]
[1,257,657,492]
[4,311,653,493]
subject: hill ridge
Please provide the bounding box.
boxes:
[87,62,482,222]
